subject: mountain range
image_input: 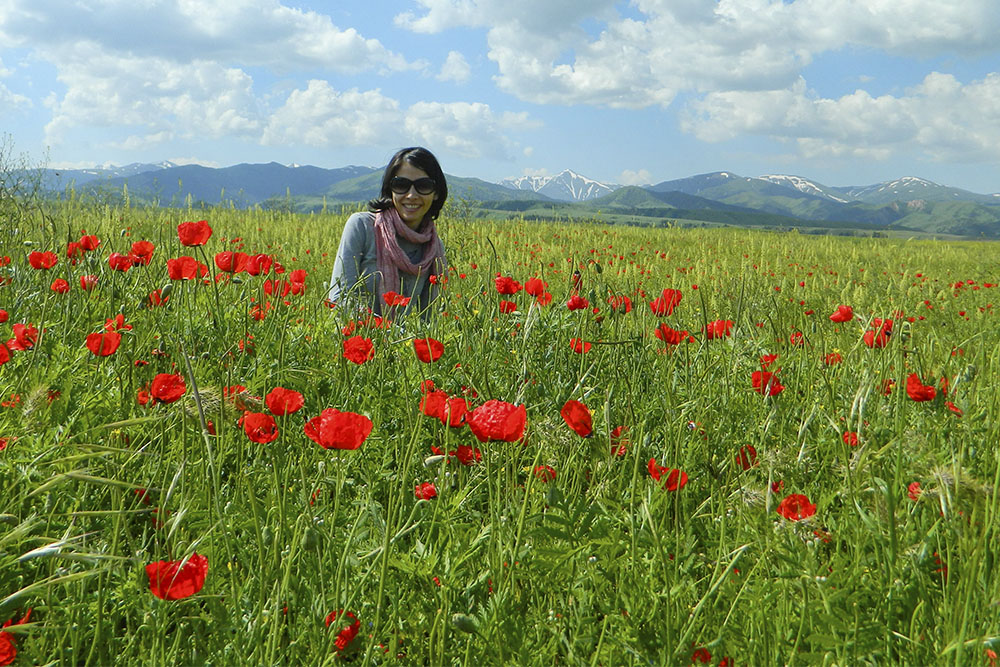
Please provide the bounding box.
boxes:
[37,161,1000,237]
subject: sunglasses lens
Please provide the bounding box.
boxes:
[390,177,436,195]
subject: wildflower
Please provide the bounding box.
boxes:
[146,553,208,599]
[80,274,98,290]
[304,408,373,450]
[50,278,70,293]
[499,300,517,314]
[325,610,361,653]
[829,305,854,323]
[0,344,8,366]
[467,400,527,443]
[85,331,121,357]
[736,444,758,470]
[569,338,591,354]
[150,373,186,404]
[265,387,304,416]
[566,294,589,311]
[608,295,632,313]
[450,445,481,465]
[906,373,937,402]
[533,465,556,482]
[240,411,279,443]
[704,320,733,339]
[524,277,546,296]
[166,256,203,281]
[108,252,133,271]
[494,275,521,295]
[648,458,688,491]
[842,431,859,447]
[560,399,593,437]
[0,608,32,665]
[610,425,629,456]
[177,220,212,246]
[776,494,816,521]
[415,482,437,500]
[907,481,922,502]
[28,250,58,269]
[7,323,38,351]
[130,240,155,265]
[654,324,692,345]
[824,352,842,365]
[751,370,784,396]
[649,288,682,316]
[413,337,444,363]
[382,290,411,307]
[342,336,374,364]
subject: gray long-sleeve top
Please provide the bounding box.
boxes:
[327,211,440,318]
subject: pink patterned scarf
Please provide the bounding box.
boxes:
[373,207,447,310]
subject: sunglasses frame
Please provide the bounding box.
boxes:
[389,176,437,196]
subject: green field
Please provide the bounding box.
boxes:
[2,201,999,665]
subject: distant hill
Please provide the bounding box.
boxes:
[500,169,618,202]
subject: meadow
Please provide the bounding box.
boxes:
[1,198,999,665]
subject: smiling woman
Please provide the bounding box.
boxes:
[327,146,448,318]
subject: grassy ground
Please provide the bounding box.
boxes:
[1,201,999,665]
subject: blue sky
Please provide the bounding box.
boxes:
[2,0,999,193]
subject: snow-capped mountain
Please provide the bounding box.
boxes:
[758,174,849,203]
[500,169,619,202]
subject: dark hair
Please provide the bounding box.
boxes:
[368,147,448,222]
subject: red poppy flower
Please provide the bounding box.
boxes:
[7,323,38,351]
[420,389,448,420]
[569,338,591,354]
[148,289,170,307]
[342,336,374,364]
[167,256,203,280]
[0,310,7,324]
[560,399,593,437]
[566,294,590,311]
[326,610,361,653]
[86,331,121,357]
[751,370,784,396]
[214,251,248,273]
[829,305,854,323]
[498,300,517,314]
[524,277,547,296]
[108,252,133,272]
[467,400,527,443]
[177,220,212,246]
[907,481,922,502]
[150,373,186,404]
[383,290,411,307]
[533,465,556,482]
[648,458,688,491]
[842,431,859,446]
[610,425,629,456]
[245,253,272,276]
[146,552,208,599]
[691,647,712,664]
[413,337,444,363]
[649,288,682,316]
[265,387,304,416]
[1,608,32,665]
[654,324,692,345]
[78,274,98,290]
[608,295,632,313]
[704,320,733,339]
[759,354,779,369]
[494,275,521,295]
[536,292,553,307]
[50,278,70,293]
[824,352,842,365]
[304,408,373,450]
[945,401,963,417]
[79,234,100,251]
[450,445,481,465]
[776,494,816,521]
[439,396,468,427]
[736,444,758,470]
[28,250,58,270]
[905,373,937,402]
[130,240,155,265]
[240,411,279,443]
[863,328,891,348]
[415,482,437,500]
[0,344,9,366]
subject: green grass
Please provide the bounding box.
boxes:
[1,201,1000,665]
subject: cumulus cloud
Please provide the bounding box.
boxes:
[683,72,1000,162]
[437,51,471,83]
[263,81,533,160]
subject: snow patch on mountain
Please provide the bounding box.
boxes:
[758,174,849,202]
[500,169,619,202]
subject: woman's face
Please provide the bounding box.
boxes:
[391,162,438,229]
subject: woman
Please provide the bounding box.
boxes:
[328,147,448,318]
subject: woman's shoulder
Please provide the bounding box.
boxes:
[345,210,375,228]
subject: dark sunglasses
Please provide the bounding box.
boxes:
[389,176,436,195]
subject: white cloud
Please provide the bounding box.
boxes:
[167,157,222,167]
[0,0,416,73]
[263,81,532,160]
[437,51,471,83]
[682,72,1000,162]
[619,169,652,185]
